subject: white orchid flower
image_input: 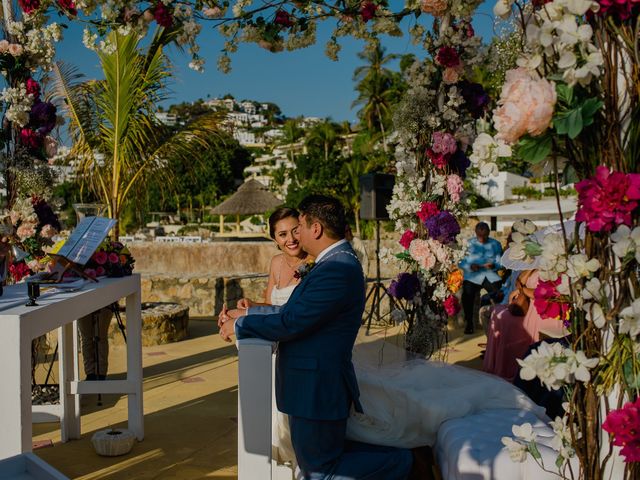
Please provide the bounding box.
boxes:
[583,302,606,328]
[513,423,537,442]
[567,254,600,279]
[501,437,529,463]
[619,299,640,339]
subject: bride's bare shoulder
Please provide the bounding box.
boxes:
[270,253,285,266]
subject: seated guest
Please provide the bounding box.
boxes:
[483,270,536,381]
[459,222,503,334]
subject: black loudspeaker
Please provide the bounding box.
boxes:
[359,173,395,220]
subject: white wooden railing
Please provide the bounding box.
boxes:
[237,339,295,480]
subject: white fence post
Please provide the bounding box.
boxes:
[237,339,276,480]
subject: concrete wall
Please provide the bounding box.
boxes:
[128,240,404,316]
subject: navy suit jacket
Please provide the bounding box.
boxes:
[236,241,365,421]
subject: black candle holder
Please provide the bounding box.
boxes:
[26,281,40,307]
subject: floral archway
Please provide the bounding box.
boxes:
[1,0,639,477]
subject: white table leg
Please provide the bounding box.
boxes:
[0,319,32,458]
[59,322,81,442]
[126,287,144,441]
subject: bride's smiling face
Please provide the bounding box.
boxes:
[274,217,302,257]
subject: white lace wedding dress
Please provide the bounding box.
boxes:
[269,285,546,463]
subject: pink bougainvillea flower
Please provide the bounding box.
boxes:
[416,201,440,223]
[435,46,460,68]
[18,0,40,14]
[595,0,637,21]
[534,278,571,320]
[399,230,416,249]
[19,128,42,150]
[443,295,461,317]
[575,166,640,232]
[603,397,640,463]
[360,1,377,22]
[57,0,77,15]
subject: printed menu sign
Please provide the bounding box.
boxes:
[55,217,117,266]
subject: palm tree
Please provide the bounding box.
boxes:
[281,118,303,163]
[351,44,402,152]
[305,120,339,162]
[340,155,367,236]
[52,30,222,236]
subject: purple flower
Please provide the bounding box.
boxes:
[449,150,471,178]
[29,101,57,135]
[389,272,420,301]
[459,81,490,119]
[32,197,61,231]
[424,211,460,244]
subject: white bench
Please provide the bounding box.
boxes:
[0,453,68,479]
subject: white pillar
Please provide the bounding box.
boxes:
[237,339,276,480]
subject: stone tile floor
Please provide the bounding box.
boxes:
[33,319,485,479]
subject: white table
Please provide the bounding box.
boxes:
[0,274,143,459]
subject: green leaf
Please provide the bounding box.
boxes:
[563,164,579,184]
[567,109,584,139]
[556,83,574,106]
[623,357,640,389]
[581,98,603,127]
[556,455,566,469]
[529,442,542,460]
[516,135,553,164]
[395,252,412,262]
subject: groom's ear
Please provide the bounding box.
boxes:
[311,221,323,239]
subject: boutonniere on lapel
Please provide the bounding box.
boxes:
[294,260,315,280]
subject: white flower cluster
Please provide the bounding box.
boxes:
[1,86,34,127]
[517,0,603,87]
[518,341,599,390]
[611,225,640,263]
[502,414,575,467]
[538,233,567,281]
[619,299,640,339]
[469,132,512,177]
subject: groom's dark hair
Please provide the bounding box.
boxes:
[299,195,346,240]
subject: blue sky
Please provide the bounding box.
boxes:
[54,2,498,122]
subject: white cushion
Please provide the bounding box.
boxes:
[435,409,560,480]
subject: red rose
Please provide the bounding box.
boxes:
[93,251,108,265]
[436,46,460,68]
[360,1,377,22]
[399,230,416,249]
[426,148,449,169]
[443,296,461,317]
[154,2,173,27]
[274,10,294,27]
[109,253,120,264]
[26,78,40,100]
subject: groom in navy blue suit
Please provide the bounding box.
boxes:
[219,195,413,479]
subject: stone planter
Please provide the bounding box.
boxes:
[109,302,189,346]
[91,428,135,456]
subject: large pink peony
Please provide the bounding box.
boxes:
[576,166,640,232]
[493,68,556,144]
[409,239,437,270]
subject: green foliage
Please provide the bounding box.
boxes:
[515,134,553,164]
[553,84,603,140]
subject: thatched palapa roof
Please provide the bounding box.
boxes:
[211,179,282,215]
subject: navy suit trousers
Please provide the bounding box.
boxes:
[289,415,413,480]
